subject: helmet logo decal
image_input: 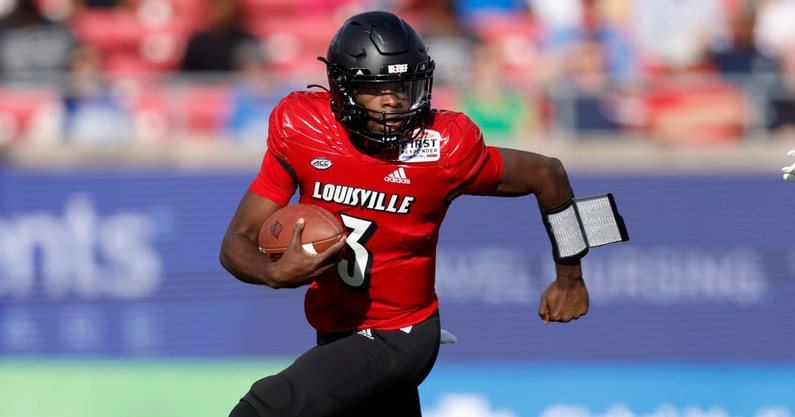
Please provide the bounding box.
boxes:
[387,64,409,74]
[310,157,333,170]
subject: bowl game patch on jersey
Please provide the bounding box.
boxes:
[399,129,443,163]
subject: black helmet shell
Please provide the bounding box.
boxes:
[322,11,435,147]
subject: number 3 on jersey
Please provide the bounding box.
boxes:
[337,214,376,288]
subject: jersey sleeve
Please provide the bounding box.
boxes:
[248,95,299,206]
[448,113,504,197]
[462,145,503,196]
[248,151,296,206]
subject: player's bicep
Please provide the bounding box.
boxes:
[225,192,283,243]
[491,147,570,200]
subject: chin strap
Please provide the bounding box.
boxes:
[306,83,330,92]
[542,193,629,265]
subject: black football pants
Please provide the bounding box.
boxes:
[229,311,441,417]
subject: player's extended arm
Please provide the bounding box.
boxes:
[219,191,346,288]
[492,148,589,324]
[782,150,795,183]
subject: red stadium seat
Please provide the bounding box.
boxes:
[469,11,541,87]
[0,87,59,145]
[131,0,207,35]
[240,0,299,17]
[103,51,161,77]
[71,3,193,76]
[124,83,174,144]
[178,85,233,135]
[124,83,233,143]
[246,14,341,81]
[71,9,148,54]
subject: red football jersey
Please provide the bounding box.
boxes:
[249,91,504,332]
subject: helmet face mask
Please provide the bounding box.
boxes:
[322,11,435,149]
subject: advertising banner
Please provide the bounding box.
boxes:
[2,165,794,416]
[0,167,793,362]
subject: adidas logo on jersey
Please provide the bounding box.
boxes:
[384,167,411,184]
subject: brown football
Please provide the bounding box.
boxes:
[258,204,344,261]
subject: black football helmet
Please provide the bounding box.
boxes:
[319,11,435,148]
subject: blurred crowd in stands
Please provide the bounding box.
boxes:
[0,0,794,150]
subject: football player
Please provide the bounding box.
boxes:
[220,10,625,417]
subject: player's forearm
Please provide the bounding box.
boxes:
[220,232,325,289]
[219,234,273,286]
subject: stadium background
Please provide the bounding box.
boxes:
[2,0,795,416]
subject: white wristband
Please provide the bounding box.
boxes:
[542,193,629,264]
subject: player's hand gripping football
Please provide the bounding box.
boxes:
[268,219,347,288]
[538,263,589,325]
[782,150,795,183]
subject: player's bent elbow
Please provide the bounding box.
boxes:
[545,156,567,179]
[535,156,568,186]
[218,251,246,284]
[217,245,264,286]
[218,250,233,275]
[218,239,236,272]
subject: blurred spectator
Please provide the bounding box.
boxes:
[572,0,749,146]
[225,40,283,147]
[628,0,730,77]
[0,0,15,17]
[171,0,281,143]
[456,0,528,23]
[458,41,547,144]
[531,0,638,84]
[754,0,795,62]
[708,2,781,134]
[711,2,778,76]
[753,0,795,133]
[61,44,132,146]
[557,34,623,135]
[179,0,263,76]
[73,0,131,10]
[528,0,631,136]
[0,0,80,83]
[404,0,481,89]
[528,0,586,53]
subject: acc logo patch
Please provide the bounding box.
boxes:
[311,157,333,170]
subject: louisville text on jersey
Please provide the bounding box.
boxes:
[311,181,415,214]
